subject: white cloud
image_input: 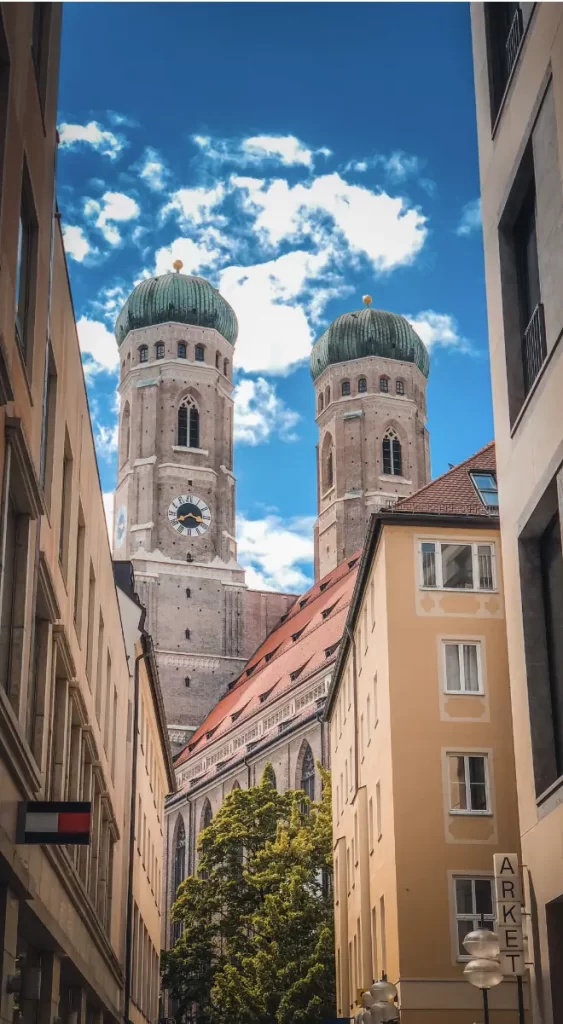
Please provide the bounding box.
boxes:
[233,172,427,271]
[193,133,331,169]
[153,236,222,276]
[63,224,92,262]
[237,514,314,592]
[85,191,140,245]
[219,249,330,374]
[139,147,169,191]
[405,310,470,352]
[95,421,118,458]
[58,120,124,160]
[103,493,114,546]
[234,377,300,445]
[162,184,225,227]
[457,198,482,237]
[344,151,423,182]
[77,316,119,375]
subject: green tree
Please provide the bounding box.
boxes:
[162,763,335,1024]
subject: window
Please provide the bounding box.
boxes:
[73,504,85,636]
[85,564,96,685]
[382,429,402,476]
[366,693,371,735]
[454,877,494,958]
[31,2,52,111]
[360,714,365,759]
[223,358,229,377]
[59,432,73,578]
[376,781,382,838]
[513,175,545,395]
[373,674,378,725]
[318,393,324,413]
[301,743,315,801]
[139,345,148,363]
[177,397,200,448]
[379,376,389,393]
[177,342,186,358]
[358,377,367,394]
[40,343,57,504]
[396,379,405,395]
[471,472,499,508]
[325,385,330,405]
[15,168,38,365]
[120,402,130,467]
[368,797,374,850]
[155,342,165,360]
[322,433,334,491]
[341,380,350,396]
[444,642,482,693]
[195,344,204,362]
[485,3,523,124]
[448,754,489,813]
[421,541,495,591]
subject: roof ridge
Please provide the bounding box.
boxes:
[395,440,495,507]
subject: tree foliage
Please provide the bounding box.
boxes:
[161,763,335,1024]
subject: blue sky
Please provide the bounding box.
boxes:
[57,1,490,593]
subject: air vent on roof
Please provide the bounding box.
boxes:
[280,612,289,623]
[290,664,306,682]
[348,557,359,569]
[259,687,274,703]
[299,598,308,609]
[291,627,305,642]
[246,664,257,677]
[325,642,339,659]
[231,709,243,722]
[265,645,280,663]
[321,604,335,620]
[319,581,330,592]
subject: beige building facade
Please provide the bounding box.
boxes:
[325,448,522,1023]
[471,3,563,1020]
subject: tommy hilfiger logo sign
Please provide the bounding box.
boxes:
[17,802,92,845]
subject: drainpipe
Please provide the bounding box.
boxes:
[346,625,359,796]
[124,640,150,1024]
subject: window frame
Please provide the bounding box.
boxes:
[139,345,148,363]
[447,752,491,816]
[15,166,38,368]
[357,377,367,394]
[442,640,483,695]
[379,376,389,393]
[419,539,497,592]
[470,472,499,508]
[396,379,405,396]
[155,342,165,360]
[341,380,351,397]
[195,343,205,362]
[452,875,495,961]
[177,341,187,359]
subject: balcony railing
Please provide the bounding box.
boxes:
[505,6,524,82]
[522,302,547,395]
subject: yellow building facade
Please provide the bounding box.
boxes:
[326,447,523,1023]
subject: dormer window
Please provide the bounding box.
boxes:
[292,627,305,642]
[470,472,499,508]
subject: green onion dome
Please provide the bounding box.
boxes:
[115,269,238,346]
[310,306,429,380]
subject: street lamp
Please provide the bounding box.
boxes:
[463,924,503,1024]
[355,976,399,1023]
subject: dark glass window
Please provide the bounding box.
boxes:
[485,3,523,124]
[215,351,220,368]
[189,406,199,448]
[318,393,324,413]
[178,342,186,358]
[178,400,200,448]
[327,449,333,488]
[178,405,188,447]
[31,2,52,112]
[155,342,165,360]
[301,744,315,802]
[195,344,204,362]
[139,345,148,363]
[358,378,367,393]
[382,432,402,476]
[15,173,37,362]
[341,380,350,396]
[396,380,405,395]
[514,183,540,332]
[223,358,229,377]
[379,377,389,393]
[471,472,499,507]
[541,514,563,778]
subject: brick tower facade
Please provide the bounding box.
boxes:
[311,305,431,580]
[113,271,294,751]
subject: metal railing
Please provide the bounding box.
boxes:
[505,7,523,80]
[522,302,547,395]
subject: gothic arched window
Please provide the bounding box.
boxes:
[120,402,130,467]
[195,344,205,362]
[173,818,185,895]
[325,385,331,405]
[341,380,350,396]
[201,799,212,831]
[358,377,367,393]
[177,397,200,449]
[223,358,229,378]
[318,393,324,413]
[215,351,220,369]
[139,345,148,363]
[300,743,315,802]
[382,429,402,476]
[321,433,334,491]
[396,379,405,395]
[379,376,389,393]
[178,341,186,359]
[156,342,165,360]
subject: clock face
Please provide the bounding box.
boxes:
[168,494,211,537]
[115,505,127,548]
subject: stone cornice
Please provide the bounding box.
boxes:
[5,417,46,518]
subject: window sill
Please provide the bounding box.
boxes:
[420,586,497,596]
[449,809,493,817]
[510,323,562,438]
[536,772,563,807]
[444,689,484,697]
[321,485,335,500]
[172,445,209,456]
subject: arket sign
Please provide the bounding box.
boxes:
[493,852,525,976]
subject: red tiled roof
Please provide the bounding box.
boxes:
[392,441,497,517]
[174,551,362,768]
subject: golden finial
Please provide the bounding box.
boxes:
[363,294,373,306]
[173,259,183,273]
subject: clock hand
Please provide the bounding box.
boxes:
[178,513,203,523]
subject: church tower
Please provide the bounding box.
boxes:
[311,297,431,580]
[113,263,249,751]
